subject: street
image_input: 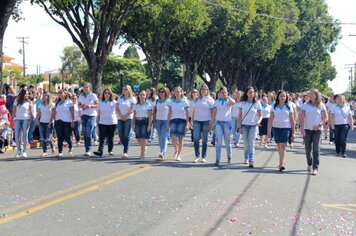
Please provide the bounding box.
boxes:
[0,130,355,236]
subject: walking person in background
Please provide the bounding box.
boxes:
[330,95,354,158]
[326,93,336,144]
[210,87,235,167]
[188,89,198,142]
[153,87,170,159]
[238,86,262,168]
[146,87,157,142]
[231,90,242,148]
[71,93,81,146]
[78,82,98,156]
[133,90,152,159]
[288,94,298,148]
[36,92,56,157]
[267,91,295,171]
[117,85,135,158]
[12,89,33,158]
[299,89,328,175]
[27,89,37,144]
[50,90,75,157]
[93,89,117,157]
[192,85,214,163]
[259,95,271,148]
[167,87,190,161]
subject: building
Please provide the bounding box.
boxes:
[2,54,24,88]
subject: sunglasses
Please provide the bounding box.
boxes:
[159,90,164,93]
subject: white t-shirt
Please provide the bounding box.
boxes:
[135,102,152,118]
[326,101,336,114]
[194,96,214,121]
[332,104,352,125]
[301,103,326,130]
[78,92,98,117]
[261,104,271,118]
[213,99,233,121]
[188,100,195,118]
[147,98,156,108]
[72,103,81,122]
[239,101,262,126]
[37,103,53,123]
[55,99,73,122]
[117,96,136,120]
[155,99,170,121]
[231,102,240,119]
[14,100,32,120]
[98,100,118,125]
[169,98,189,120]
[271,104,293,128]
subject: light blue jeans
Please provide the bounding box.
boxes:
[15,119,29,154]
[214,121,232,161]
[193,120,210,158]
[155,119,168,155]
[81,115,96,152]
[242,125,257,163]
[231,117,241,144]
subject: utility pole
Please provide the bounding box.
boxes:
[17,36,29,78]
[345,63,356,94]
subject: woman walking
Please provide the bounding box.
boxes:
[192,85,214,163]
[133,90,152,159]
[36,92,56,157]
[238,86,262,168]
[117,85,135,158]
[267,91,295,171]
[167,87,190,161]
[93,89,118,157]
[210,87,235,166]
[146,87,157,142]
[71,93,81,146]
[259,95,271,148]
[153,87,170,159]
[50,90,75,157]
[299,89,328,175]
[330,95,354,158]
[12,89,33,158]
[231,90,242,147]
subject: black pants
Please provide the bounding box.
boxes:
[0,138,9,149]
[55,120,72,153]
[98,124,116,153]
[334,124,350,155]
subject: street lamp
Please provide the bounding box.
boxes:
[119,70,124,94]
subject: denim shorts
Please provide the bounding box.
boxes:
[170,119,186,137]
[135,118,149,139]
[272,127,291,144]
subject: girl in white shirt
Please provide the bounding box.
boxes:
[93,89,118,157]
[133,90,152,159]
[231,90,242,147]
[146,87,157,141]
[299,89,328,175]
[330,95,354,158]
[167,87,190,161]
[36,92,55,157]
[268,91,295,171]
[259,95,271,148]
[71,94,81,145]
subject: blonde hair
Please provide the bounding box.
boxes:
[123,85,134,98]
[173,86,184,99]
[308,89,322,109]
[198,84,210,99]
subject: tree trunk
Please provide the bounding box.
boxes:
[0,37,4,92]
[207,72,218,92]
[151,60,162,89]
[182,62,198,92]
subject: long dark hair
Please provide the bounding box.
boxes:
[274,90,290,110]
[55,90,69,106]
[102,88,113,101]
[16,89,28,106]
[241,86,256,103]
[147,87,156,102]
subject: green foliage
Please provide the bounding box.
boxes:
[123,46,140,59]
[50,76,61,86]
[60,45,83,85]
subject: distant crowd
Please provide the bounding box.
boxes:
[0,82,354,176]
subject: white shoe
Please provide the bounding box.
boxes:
[201,158,207,163]
[58,153,63,157]
[41,153,47,158]
[307,166,312,174]
[173,153,177,159]
[176,156,182,161]
[15,152,22,158]
[264,144,268,149]
[84,152,91,157]
[68,149,73,156]
[193,157,201,163]
[22,152,27,158]
[312,169,318,176]
[158,153,163,159]
[123,153,128,158]
[235,144,240,148]
[109,151,114,156]
[329,141,334,145]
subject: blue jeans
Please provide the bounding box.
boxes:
[231,117,241,144]
[15,119,29,153]
[81,115,96,152]
[150,126,156,140]
[329,128,335,142]
[117,119,132,154]
[155,120,168,154]
[28,118,36,142]
[193,120,210,159]
[55,120,72,153]
[242,125,257,162]
[334,124,350,155]
[39,122,54,152]
[304,129,322,169]
[72,121,81,142]
[214,121,232,161]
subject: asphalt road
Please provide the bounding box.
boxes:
[0,129,355,236]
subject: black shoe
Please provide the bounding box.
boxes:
[93,151,103,157]
[249,163,254,168]
[279,166,285,171]
[227,157,231,164]
[211,141,215,146]
[0,150,4,154]
[342,154,347,158]
[214,160,220,166]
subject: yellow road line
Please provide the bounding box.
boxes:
[321,204,356,212]
[0,165,154,225]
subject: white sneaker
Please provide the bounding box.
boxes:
[176,156,182,161]
[123,153,128,158]
[15,152,22,158]
[158,153,163,159]
[312,169,318,176]
[329,141,334,145]
[41,153,47,158]
[84,152,91,157]
[22,152,27,158]
[58,153,63,157]
[201,158,207,163]
[109,151,114,156]
[235,144,240,148]
[307,166,312,174]
[193,157,201,163]
[68,149,73,156]
[173,153,178,159]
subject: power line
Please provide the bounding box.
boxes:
[339,41,356,56]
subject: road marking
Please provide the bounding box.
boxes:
[0,165,154,225]
[321,204,356,212]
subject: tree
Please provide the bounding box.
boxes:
[123,45,139,59]
[60,45,83,85]
[0,0,21,90]
[32,0,148,92]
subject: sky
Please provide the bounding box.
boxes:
[3,0,356,94]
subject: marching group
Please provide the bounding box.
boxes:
[0,82,354,176]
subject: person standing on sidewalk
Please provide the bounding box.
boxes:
[267,91,295,171]
[192,84,214,163]
[299,89,328,175]
[36,92,56,157]
[238,86,262,168]
[330,94,354,158]
[78,82,98,156]
[12,89,33,158]
[153,87,170,159]
[210,87,235,167]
